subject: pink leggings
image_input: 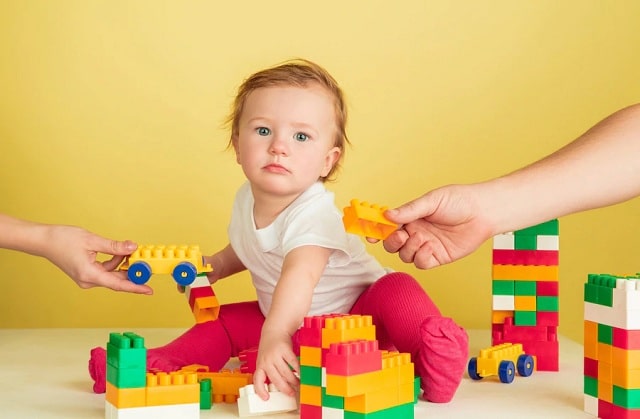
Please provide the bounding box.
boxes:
[90,272,468,402]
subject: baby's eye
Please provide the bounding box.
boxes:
[257,127,271,136]
[294,132,309,142]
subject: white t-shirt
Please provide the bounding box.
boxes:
[228,181,388,317]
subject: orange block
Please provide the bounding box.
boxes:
[321,315,376,348]
[299,384,322,406]
[492,310,514,324]
[300,345,322,367]
[145,371,199,406]
[105,382,146,408]
[584,320,598,359]
[492,264,558,282]
[514,296,536,311]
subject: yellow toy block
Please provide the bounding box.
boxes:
[321,315,376,349]
[300,345,322,367]
[326,369,383,398]
[598,379,613,403]
[145,371,200,406]
[299,383,322,406]
[105,382,146,408]
[584,320,598,359]
[612,366,640,388]
[342,199,398,240]
[492,264,558,282]
[119,244,213,286]
[612,347,640,369]
[180,365,252,403]
[514,295,536,311]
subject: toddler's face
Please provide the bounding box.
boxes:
[233,84,341,199]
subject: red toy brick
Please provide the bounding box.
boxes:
[536,281,559,296]
[613,328,640,350]
[584,356,598,379]
[325,340,382,376]
[492,249,559,266]
[536,311,559,327]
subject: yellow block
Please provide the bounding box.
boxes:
[612,347,640,369]
[326,370,384,398]
[613,366,640,388]
[105,382,146,408]
[300,345,322,367]
[145,371,200,406]
[299,384,322,406]
[514,296,536,311]
[584,321,598,360]
[321,315,376,348]
[492,264,558,282]
[598,379,613,403]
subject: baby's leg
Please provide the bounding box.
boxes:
[350,272,468,403]
[88,301,264,393]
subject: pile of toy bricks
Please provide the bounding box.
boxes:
[298,314,419,419]
[584,273,640,419]
[105,332,204,419]
[491,219,560,371]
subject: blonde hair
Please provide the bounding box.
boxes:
[226,59,349,182]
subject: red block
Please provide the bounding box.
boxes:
[492,249,559,266]
[613,328,640,350]
[300,403,322,419]
[325,340,382,376]
[239,347,258,374]
[537,311,559,327]
[536,281,559,296]
[584,356,598,379]
[609,403,640,419]
[188,285,215,310]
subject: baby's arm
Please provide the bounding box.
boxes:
[253,245,332,400]
[203,244,246,284]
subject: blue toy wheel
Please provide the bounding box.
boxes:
[498,360,516,383]
[517,354,535,377]
[128,261,152,284]
[467,357,482,380]
[172,262,197,286]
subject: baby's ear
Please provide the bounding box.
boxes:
[321,146,341,177]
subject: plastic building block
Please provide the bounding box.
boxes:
[237,384,298,417]
[199,379,212,410]
[180,365,252,403]
[467,343,535,383]
[342,199,397,240]
[119,244,212,286]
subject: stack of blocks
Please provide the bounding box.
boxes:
[105,332,201,419]
[491,219,560,371]
[184,274,220,324]
[298,314,416,419]
[584,273,640,418]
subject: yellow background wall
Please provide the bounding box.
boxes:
[1,1,638,344]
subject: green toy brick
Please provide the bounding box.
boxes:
[515,219,559,236]
[200,379,212,409]
[322,387,344,409]
[514,281,537,296]
[106,363,146,388]
[514,311,537,326]
[537,296,559,311]
[413,376,420,404]
[107,342,146,369]
[598,324,613,345]
[492,280,515,296]
[584,376,598,398]
[344,402,414,419]
[584,282,599,304]
[514,235,537,250]
[300,365,322,386]
[613,385,640,409]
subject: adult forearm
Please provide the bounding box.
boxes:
[481,104,640,235]
[0,213,50,256]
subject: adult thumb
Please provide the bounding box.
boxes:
[385,194,437,224]
[90,235,138,256]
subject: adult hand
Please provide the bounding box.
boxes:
[383,185,493,269]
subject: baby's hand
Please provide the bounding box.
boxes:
[253,331,299,400]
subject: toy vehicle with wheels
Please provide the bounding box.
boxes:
[467,342,535,383]
[119,244,212,286]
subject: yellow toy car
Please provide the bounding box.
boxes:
[119,244,212,286]
[467,342,534,383]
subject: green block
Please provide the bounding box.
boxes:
[414,376,421,404]
[514,234,537,250]
[516,219,559,236]
[344,402,414,419]
[514,281,537,296]
[584,283,599,304]
[514,311,537,326]
[492,280,514,296]
[613,386,640,409]
[200,379,212,410]
[598,286,614,307]
[106,363,146,388]
[109,332,145,349]
[300,365,322,386]
[598,324,613,345]
[584,376,598,397]
[322,387,344,409]
[537,296,559,312]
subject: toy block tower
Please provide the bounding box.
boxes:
[491,219,560,371]
[104,332,200,419]
[298,314,416,419]
[583,273,640,418]
[184,274,220,324]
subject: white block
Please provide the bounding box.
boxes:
[536,235,559,250]
[493,234,515,250]
[493,295,515,310]
[322,406,345,419]
[237,384,298,417]
[583,394,598,416]
[105,401,199,419]
[184,275,213,300]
